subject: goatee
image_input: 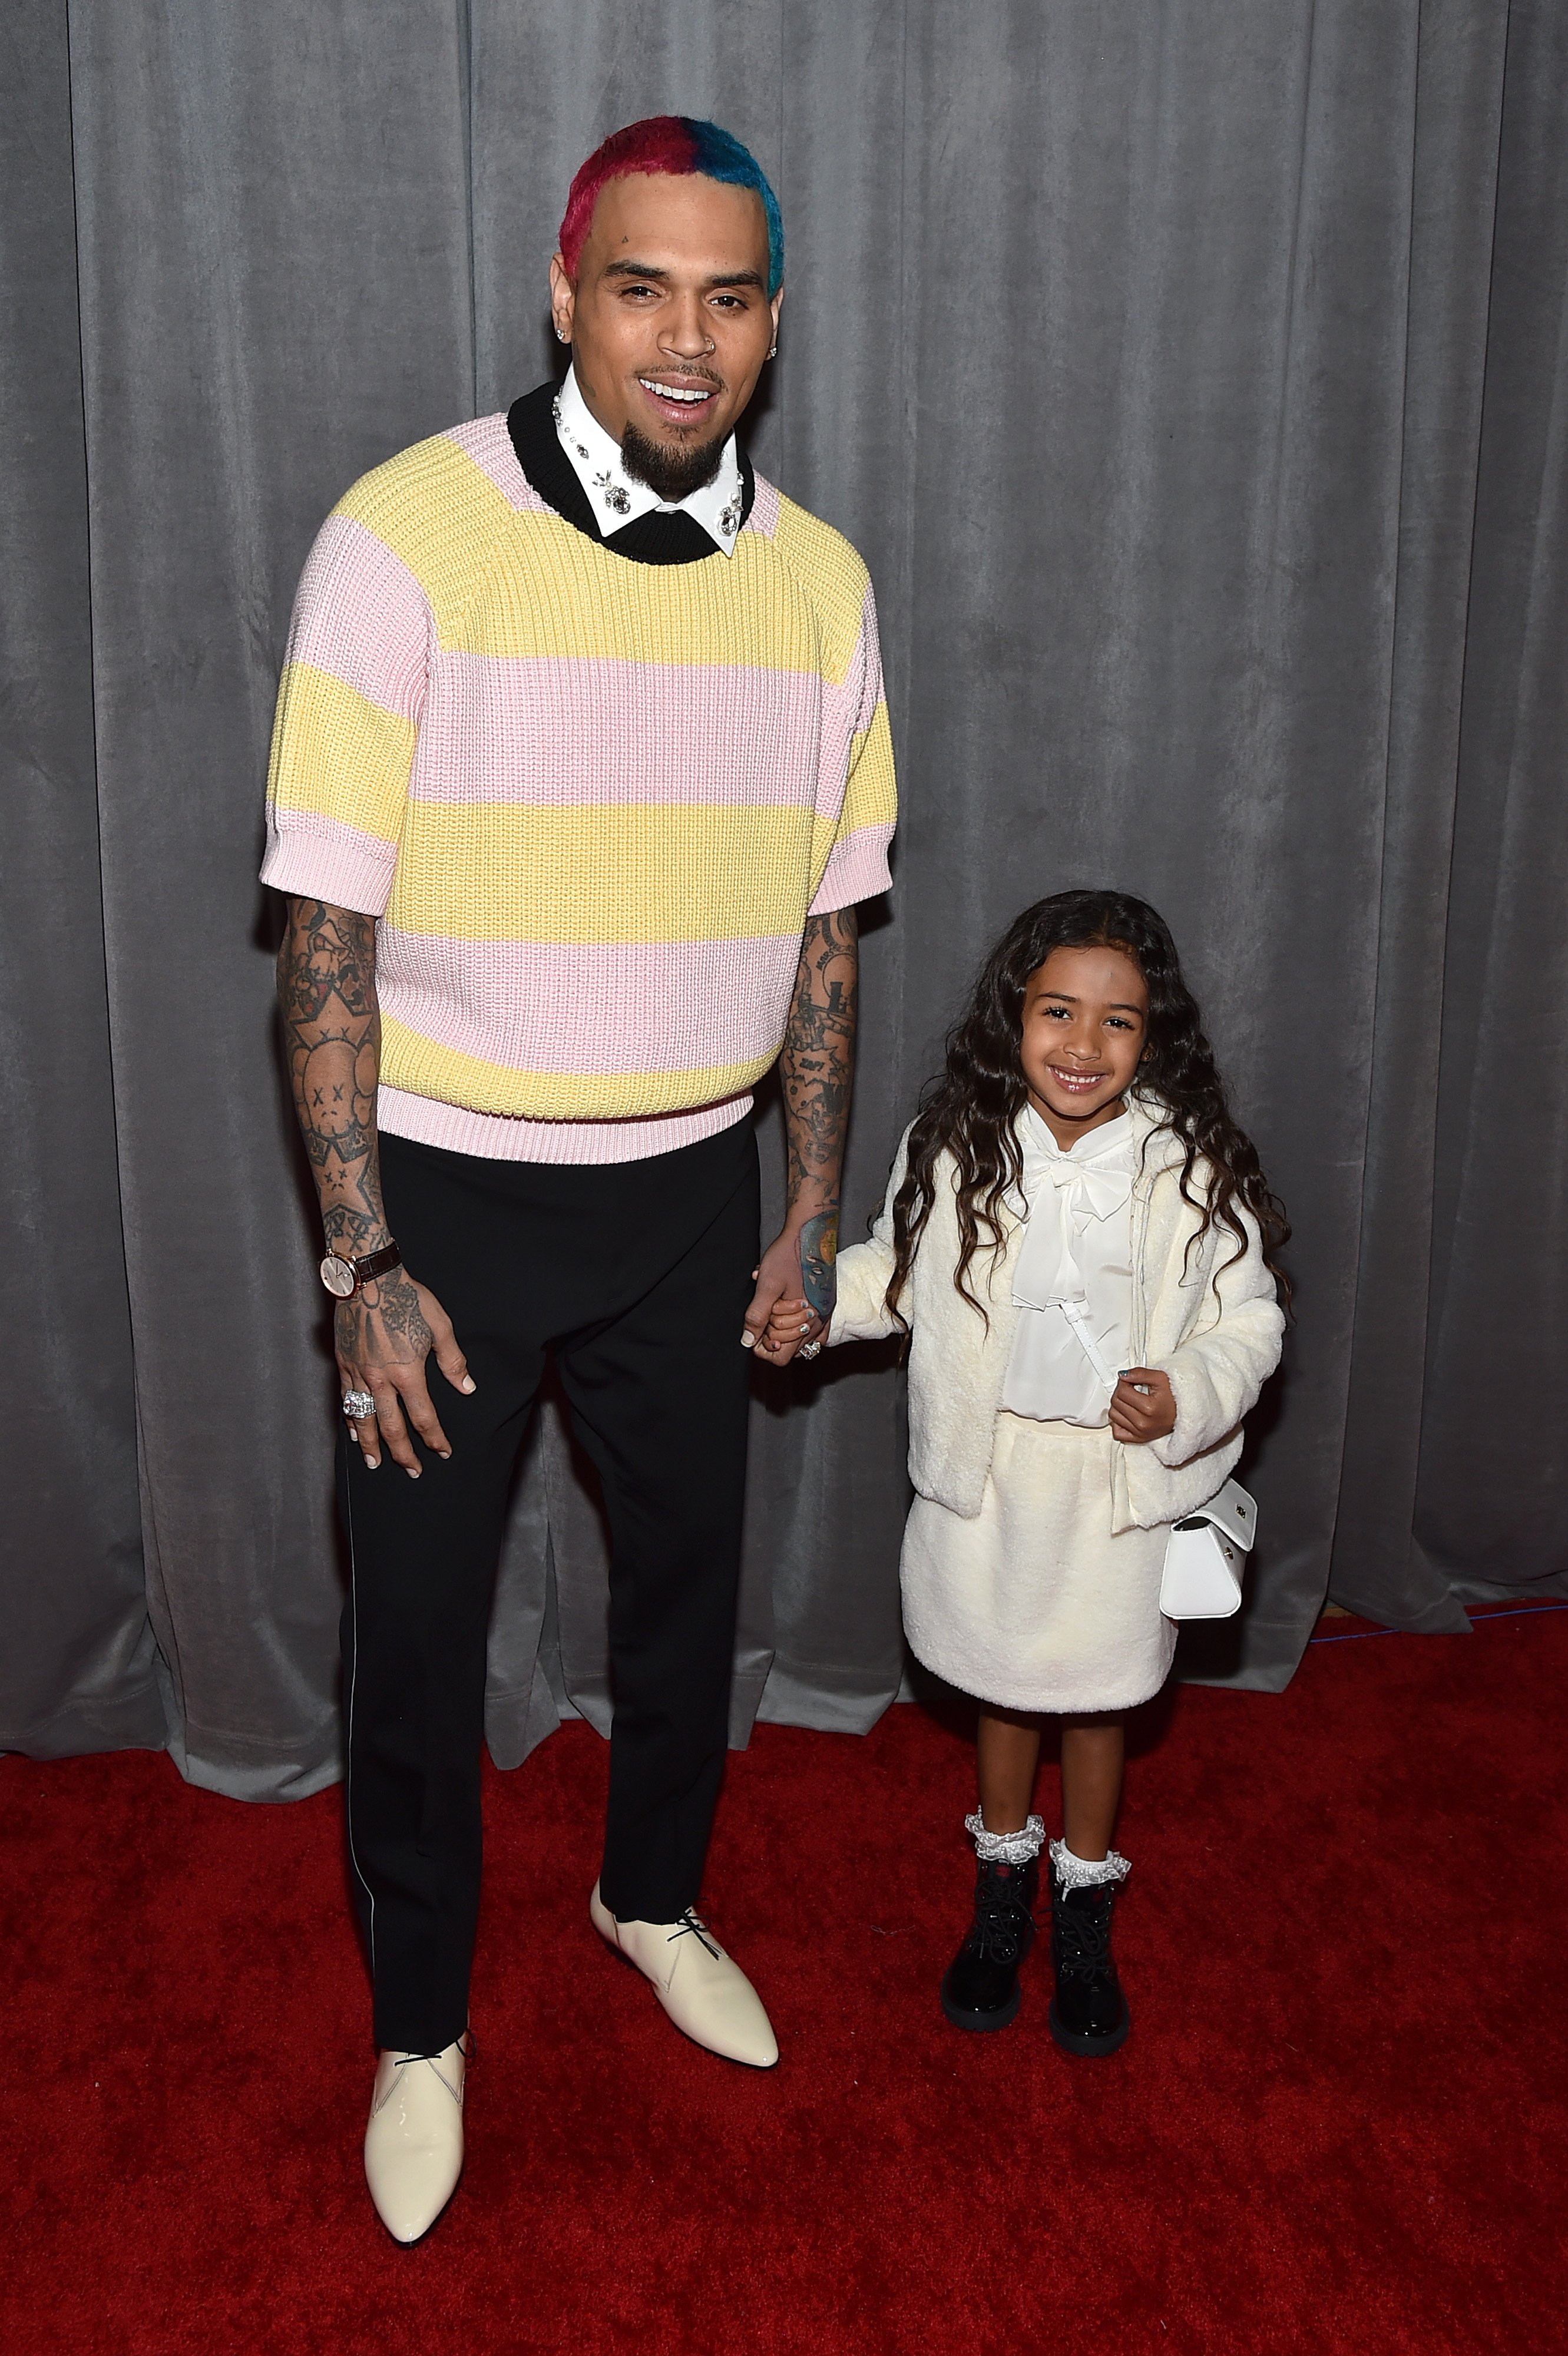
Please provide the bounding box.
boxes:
[621,422,726,504]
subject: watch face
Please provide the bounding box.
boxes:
[320,1253,356,1299]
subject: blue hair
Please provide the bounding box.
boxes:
[684,120,785,297]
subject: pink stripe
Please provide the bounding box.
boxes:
[743,474,780,539]
[287,517,430,719]
[809,823,895,916]
[260,815,399,916]
[376,931,802,1076]
[378,1086,752,1166]
[442,415,551,514]
[411,654,858,810]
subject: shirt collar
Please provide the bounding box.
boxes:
[552,366,744,557]
[1022,1104,1134,1164]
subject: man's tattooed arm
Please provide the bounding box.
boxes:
[278,896,471,1471]
[744,907,858,1364]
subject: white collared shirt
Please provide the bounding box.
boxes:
[552,365,744,555]
[1001,1105,1137,1428]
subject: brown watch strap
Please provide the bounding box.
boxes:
[351,1243,402,1288]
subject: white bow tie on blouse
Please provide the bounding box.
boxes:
[1011,1111,1136,1312]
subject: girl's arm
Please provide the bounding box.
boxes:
[826,1131,913,1345]
[1149,1210,1285,1470]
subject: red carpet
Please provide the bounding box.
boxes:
[6,1612,1565,2356]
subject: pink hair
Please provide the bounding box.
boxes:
[558,116,784,295]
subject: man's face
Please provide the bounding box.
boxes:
[550,171,782,498]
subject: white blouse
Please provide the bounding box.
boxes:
[1001,1105,1137,1428]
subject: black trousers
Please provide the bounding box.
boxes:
[338,1121,759,2053]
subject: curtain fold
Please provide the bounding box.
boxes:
[2,2,1560,1793]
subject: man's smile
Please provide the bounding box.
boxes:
[636,373,721,423]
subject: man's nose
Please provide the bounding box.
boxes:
[661,296,713,360]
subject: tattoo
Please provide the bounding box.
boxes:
[798,1210,839,1321]
[334,1265,433,1375]
[781,908,858,1321]
[277,898,393,1259]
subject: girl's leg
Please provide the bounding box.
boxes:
[1048,1713,1132,2059]
[976,1705,1044,1834]
[943,1706,1046,2034]
[1058,1713,1125,1859]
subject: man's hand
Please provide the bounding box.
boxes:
[1109,1367,1177,1446]
[337,1265,474,1474]
[743,1220,834,1366]
[279,897,477,1464]
[743,909,858,1369]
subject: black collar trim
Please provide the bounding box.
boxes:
[505,381,755,568]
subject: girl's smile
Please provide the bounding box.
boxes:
[1020,944,1149,1150]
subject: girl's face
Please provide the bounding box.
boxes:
[1019,944,1149,1146]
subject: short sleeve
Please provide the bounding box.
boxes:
[808,578,898,916]
[259,508,432,916]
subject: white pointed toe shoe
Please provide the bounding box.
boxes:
[590,1881,779,2069]
[363,2037,468,2243]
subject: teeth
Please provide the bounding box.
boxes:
[641,379,712,403]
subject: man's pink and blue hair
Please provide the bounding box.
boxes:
[558,116,783,297]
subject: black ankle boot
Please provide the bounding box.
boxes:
[1047,1860,1130,2056]
[940,1854,1039,2031]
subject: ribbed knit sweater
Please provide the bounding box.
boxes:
[260,384,897,1163]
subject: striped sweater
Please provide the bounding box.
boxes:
[260,388,897,1163]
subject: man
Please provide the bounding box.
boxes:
[263,117,895,2242]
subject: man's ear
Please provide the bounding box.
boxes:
[548,252,576,343]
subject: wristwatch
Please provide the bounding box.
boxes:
[319,1241,402,1299]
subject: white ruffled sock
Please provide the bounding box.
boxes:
[1049,1835,1131,1892]
[964,1810,1047,1865]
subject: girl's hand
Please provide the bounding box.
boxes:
[752,1292,816,1365]
[1109,1367,1176,1445]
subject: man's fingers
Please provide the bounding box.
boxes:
[421,1290,478,1398]
[392,1368,452,1464]
[368,1383,421,1474]
[434,1333,477,1397]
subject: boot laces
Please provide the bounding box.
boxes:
[968,1870,1034,1964]
[1055,1887,1117,1985]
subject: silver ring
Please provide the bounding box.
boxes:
[341,1389,376,1422]
[798,1340,822,1362]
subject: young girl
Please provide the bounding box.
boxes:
[764,890,1288,2055]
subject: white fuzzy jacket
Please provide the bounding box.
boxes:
[829,1097,1285,1535]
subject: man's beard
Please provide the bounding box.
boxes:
[621,421,727,504]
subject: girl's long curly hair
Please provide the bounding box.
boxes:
[885,890,1291,1326]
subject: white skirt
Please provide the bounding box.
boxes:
[901,1412,1177,1715]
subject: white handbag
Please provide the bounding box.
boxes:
[1053,1296,1258,1621]
[1158,1479,1256,1620]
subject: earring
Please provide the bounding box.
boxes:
[769,342,778,359]
[556,325,569,343]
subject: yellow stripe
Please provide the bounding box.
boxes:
[440,514,856,681]
[379,1019,773,1122]
[771,492,871,671]
[323,434,875,682]
[267,663,414,842]
[840,701,899,834]
[332,436,515,643]
[385,802,831,943]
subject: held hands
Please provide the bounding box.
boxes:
[338,1265,475,1474]
[742,1213,836,1367]
[1109,1366,1177,1447]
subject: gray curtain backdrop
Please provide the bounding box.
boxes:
[4,2,1564,1797]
